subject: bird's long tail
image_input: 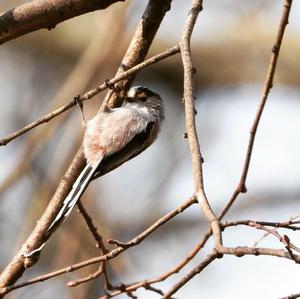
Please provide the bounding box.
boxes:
[24,159,102,257]
[48,161,101,231]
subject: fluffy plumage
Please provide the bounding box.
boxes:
[48,86,164,238]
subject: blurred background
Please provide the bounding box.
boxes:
[1,0,300,298]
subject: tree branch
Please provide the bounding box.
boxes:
[0,0,124,45]
[68,201,111,288]
[104,0,173,107]
[179,0,222,247]
[0,45,179,146]
[0,196,196,296]
[162,250,219,299]
[174,0,294,275]
[161,1,294,297]
[218,0,293,218]
[0,0,174,291]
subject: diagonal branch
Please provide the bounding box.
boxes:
[0,196,196,296]
[162,250,219,299]
[68,201,111,288]
[163,1,294,297]
[104,0,173,108]
[176,0,294,270]
[0,45,179,146]
[0,0,124,45]
[219,0,293,218]
[0,0,173,291]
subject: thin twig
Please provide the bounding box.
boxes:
[172,0,294,283]
[76,201,108,252]
[0,196,197,296]
[98,283,173,299]
[92,236,208,298]
[0,0,175,292]
[164,214,300,294]
[223,219,300,231]
[252,214,300,247]
[162,251,219,299]
[249,222,300,254]
[218,245,300,262]
[67,267,103,287]
[71,201,112,289]
[218,0,293,219]
[96,237,206,298]
[163,244,300,299]
[0,46,179,146]
[107,196,197,249]
[163,0,293,297]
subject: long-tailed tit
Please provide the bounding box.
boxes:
[25,86,164,256]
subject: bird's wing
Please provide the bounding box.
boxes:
[93,121,159,179]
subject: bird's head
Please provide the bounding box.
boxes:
[125,86,164,121]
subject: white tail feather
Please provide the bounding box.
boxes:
[48,159,102,231]
[24,158,103,257]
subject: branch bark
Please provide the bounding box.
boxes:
[0,196,196,296]
[0,0,123,45]
[162,250,219,299]
[218,0,293,218]
[0,45,179,146]
[0,0,173,292]
[164,1,294,297]
[179,0,222,247]
[105,0,173,107]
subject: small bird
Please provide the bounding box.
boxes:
[48,86,164,233]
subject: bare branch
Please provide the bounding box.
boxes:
[162,250,219,299]
[0,45,179,146]
[252,214,300,247]
[76,201,108,253]
[164,244,300,299]
[0,0,175,289]
[219,245,300,262]
[96,237,210,298]
[223,219,300,231]
[249,222,300,254]
[67,266,103,288]
[161,1,294,297]
[0,196,196,296]
[219,0,293,218]
[180,0,294,275]
[0,0,124,45]
[104,0,173,107]
[179,0,222,246]
[74,201,112,289]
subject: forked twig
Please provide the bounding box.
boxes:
[163,0,294,297]
[0,196,196,296]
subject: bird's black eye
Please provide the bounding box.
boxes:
[140,97,147,102]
